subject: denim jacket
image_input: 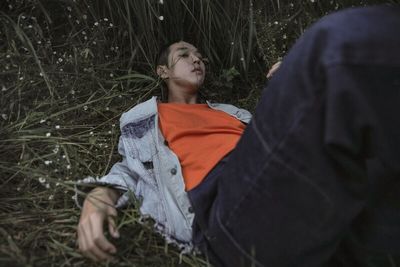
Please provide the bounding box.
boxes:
[74,96,252,250]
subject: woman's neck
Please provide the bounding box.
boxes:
[167,92,198,104]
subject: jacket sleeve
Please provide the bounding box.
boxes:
[74,135,139,209]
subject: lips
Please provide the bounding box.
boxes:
[192,68,203,74]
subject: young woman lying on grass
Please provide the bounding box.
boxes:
[76,5,400,266]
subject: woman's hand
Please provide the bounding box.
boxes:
[266,61,282,79]
[77,187,120,262]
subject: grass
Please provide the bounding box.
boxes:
[1,0,398,266]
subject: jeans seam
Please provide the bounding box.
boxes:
[225,99,333,227]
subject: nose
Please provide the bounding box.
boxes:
[191,54,201,64]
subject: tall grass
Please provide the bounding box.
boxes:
[1,0,398,266]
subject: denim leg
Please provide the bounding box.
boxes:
[189,5,400,267]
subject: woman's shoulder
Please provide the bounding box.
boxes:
[119,96,158,126]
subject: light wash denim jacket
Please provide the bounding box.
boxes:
[75,96,252,250]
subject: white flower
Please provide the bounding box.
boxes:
[40,119,46,123]
[48,195,54,200]
[94,22,99,26]
[104,18,109,21]
[44,160,52,165]
[109,23,113,27]
[82,14,87,20]
[46,132,51,137]
[45,183,50,189]
[66,164,71,170]
[158,16,164,21]
[83,105,88,111]
[39,177,46,184]
[159,0,164,4]
[55,125,60,129]
[90,131,94,135]
[240,57,244,61]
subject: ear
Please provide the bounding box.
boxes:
[157,65,169,79]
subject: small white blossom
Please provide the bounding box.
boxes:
[240,57,244,61]
[104,18,109,21]
[44,160,52,165]
[39,177,46,184]
[66,164,71,170]
[45,183,50,189]
[94,22,99,26]
[159,0,164,4]
[109,73,114,77]
[83,105,88,111]
[90,131,94,135]
[46,132,51,137]
[55,125,60,129]
[158,16,164,21]
[28,25,33,28]
[82,14,87,20]
[48,195,54,200]
[39,72,43,77]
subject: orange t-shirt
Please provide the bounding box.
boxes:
[158,103,246,190]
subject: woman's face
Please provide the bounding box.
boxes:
[163,41,206,92]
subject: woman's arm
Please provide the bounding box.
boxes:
[77,186,120,262]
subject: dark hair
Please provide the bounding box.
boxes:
[155,40,182,68]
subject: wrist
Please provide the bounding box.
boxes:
[88,186,119,204]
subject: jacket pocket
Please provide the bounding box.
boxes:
[121,115,157,162]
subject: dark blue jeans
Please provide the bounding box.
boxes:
[188,5,400,267]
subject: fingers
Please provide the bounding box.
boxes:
[78,225,109,262]
[77,211,117,262]
[266,61,282,79]
[90,213,117,255]
[108,213,120,239]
